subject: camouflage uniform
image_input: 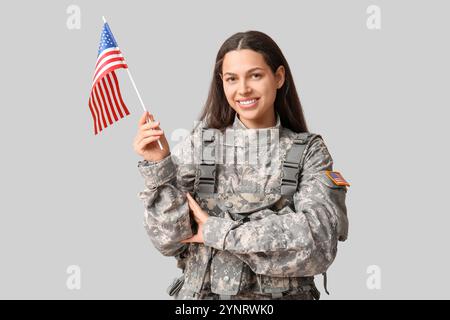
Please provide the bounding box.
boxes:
[137,112,349,300]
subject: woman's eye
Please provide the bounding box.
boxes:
[225,74,260,83]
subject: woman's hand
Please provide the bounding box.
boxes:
[133,111,170,162]
[181,193,210,244]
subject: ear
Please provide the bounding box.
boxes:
[275,65,285,89]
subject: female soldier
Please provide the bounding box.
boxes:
[133,31,349,300]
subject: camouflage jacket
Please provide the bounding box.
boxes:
[137,112,349,300]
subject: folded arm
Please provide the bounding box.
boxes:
[138,131,199,258]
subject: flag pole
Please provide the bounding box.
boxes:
[102,16,163,150]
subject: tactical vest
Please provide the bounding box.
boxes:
[176,126,324,300]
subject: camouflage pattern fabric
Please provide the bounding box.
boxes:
[137,112,348,300]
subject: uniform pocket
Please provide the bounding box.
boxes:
[252,274,290,295]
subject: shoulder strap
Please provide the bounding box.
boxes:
[197,127,217,194]
[197,129,320,195]
[281,132,319,196]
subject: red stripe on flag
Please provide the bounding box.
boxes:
[90,91,103,132]
[95,49,122,69]
[93,56,125,81]
[93,85,108,128]
[112,71,130,116]
[92,63,128,90]
[88,98,98,135]
[101,78,119,122]
[97,82,113,125]
[106,73,124,118]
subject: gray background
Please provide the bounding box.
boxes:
[0,0,448,299]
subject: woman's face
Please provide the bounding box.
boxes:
[221,49,285,128]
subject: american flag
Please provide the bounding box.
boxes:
[326,171,350,187]
[88,21,130,135]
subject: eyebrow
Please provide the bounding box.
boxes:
[223,67,264,76]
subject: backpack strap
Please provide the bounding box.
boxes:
[197,128,217,194]
[281,132,318,196]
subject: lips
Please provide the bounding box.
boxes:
[236,98,260,108]
[236,98,259,103]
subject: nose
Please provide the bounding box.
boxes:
[238,79,252,95]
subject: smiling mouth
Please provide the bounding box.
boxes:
[236,98,259,108]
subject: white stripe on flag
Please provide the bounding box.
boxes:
[95,47,121,65]
[94,53,124,79]
[92,61,127,89]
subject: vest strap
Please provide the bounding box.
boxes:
[198,164,215,193]
[281,134,310,196]
[198,128,217,194]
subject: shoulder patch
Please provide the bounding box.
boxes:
[325,171,350,187]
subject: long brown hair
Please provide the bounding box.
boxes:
[198,30,308,133]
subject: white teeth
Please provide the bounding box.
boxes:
[239,99,256,105]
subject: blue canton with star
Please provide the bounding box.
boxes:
[97,23,119,57]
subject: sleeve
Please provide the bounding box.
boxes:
[137,130,198,258]
[201,136,349,277]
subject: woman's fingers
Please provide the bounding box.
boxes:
[186,195,195,211]
[141,120,160,131]
[138,111,156,127]
[141,129,164,138]
[137,135,162,149]
[186,194,195,210]
[134,130,164,151]
[138,111,149,125]
[186,193,201,211]
[186,194,205,224]
[136,130,163,149]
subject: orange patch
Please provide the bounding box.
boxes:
[326,171,350,187]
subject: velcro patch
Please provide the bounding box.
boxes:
[326,171,350,187]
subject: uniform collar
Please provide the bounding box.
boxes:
[232,111,281,130]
